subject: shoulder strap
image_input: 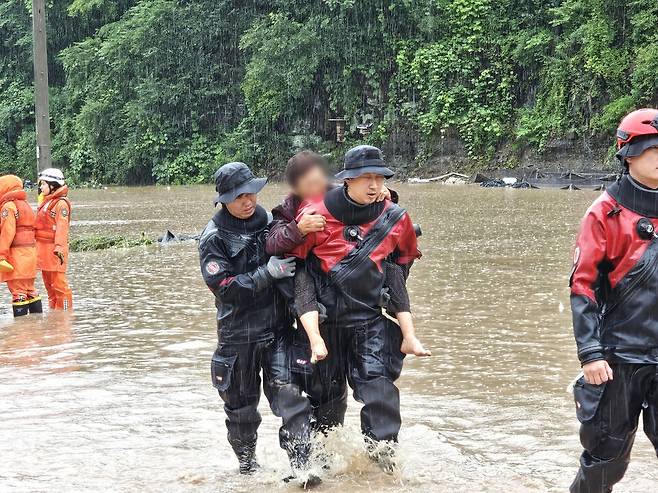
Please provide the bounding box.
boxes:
[47,196,71,211]
[328,203,406,287]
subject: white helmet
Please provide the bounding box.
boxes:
[38,168,65,186]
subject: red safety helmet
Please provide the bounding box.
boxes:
[616,108,658,163]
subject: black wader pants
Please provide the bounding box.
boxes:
[290,329,349,434]
[571,363,658,493]
[294,315,405,442]
[210,333,313,469]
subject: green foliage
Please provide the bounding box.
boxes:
[70,233,153,252]
[1,0,658,181]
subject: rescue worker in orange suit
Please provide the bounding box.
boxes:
[0,175,42,317]
[570,108,658,492]
[35,168,73,310]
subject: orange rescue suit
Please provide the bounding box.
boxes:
[35,186,73,310]
[0,176,39,302]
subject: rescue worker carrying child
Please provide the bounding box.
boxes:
[35,168,73,310]
[0,175,41,317]
[288,145,421,470]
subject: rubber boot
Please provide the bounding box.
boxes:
[231,440,259,475]
[28,298,43,314]
[12,301,29,317]
[367,441,398,474]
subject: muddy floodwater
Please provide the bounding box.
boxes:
[1,184,657,493]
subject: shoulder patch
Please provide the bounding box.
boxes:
[60,207,68,218]
[1,209,8,218]
[205,261,220,276]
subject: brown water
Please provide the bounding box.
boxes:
[1,184,657,493]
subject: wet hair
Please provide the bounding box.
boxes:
[44,181,62,193]
[284,151,327,188]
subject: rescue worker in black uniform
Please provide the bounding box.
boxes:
[289,145,421,471]
[198,162,317,485]
[570,108,658,492]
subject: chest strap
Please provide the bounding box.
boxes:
[328,203,406,288]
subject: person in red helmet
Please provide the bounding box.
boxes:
[569,108,658,492]
[35,168,73,310]
[0,175,42,317]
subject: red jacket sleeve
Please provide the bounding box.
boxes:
[395,213,421,265]
[570,207,607,365]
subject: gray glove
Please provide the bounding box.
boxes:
[266,256,296,279]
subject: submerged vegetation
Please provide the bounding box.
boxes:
[70,233,153,252]
[1,0,657,183]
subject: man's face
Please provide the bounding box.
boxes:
[39,181,51,196]
[292,165,329,200]
[225,193,258,219]
[345,173,385,205]
[628,147,658,188]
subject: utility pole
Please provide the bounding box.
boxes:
[31,0,52,175]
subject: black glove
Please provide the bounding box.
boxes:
[54,250,65,265]
[266,256,296,279]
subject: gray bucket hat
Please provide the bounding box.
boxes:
[335,145,394,180]
[213,162,267,205]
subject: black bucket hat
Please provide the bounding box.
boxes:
[335,145,394,180]
[213,162,267,205]
[616,134,658,163]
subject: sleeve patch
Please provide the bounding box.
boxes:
[60,208,68,218]
[205,261,220,275]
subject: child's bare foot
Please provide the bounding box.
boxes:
[400,336,431,357]
[310,338,328,363]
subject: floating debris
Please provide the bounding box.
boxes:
[470,173,491,184]
[480,179,507,188]
[408,172,470,184]
[70,234,153,252]
[560,171,587,180]
[511,181,538,189]
[158,231,200,244]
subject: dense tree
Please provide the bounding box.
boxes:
[0,0,656,184]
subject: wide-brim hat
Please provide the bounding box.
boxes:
[616,135,658,162]
[213,162,267,205]
[335,144,394,180]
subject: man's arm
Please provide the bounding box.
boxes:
[199,235,273,303]
[393,213,421,266]
[0,205,16,261]
[53,200,70,251]
[570,210,608,366]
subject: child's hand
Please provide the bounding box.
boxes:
[401,336,431,357]
[310,338,328,364]
[377,186,392,202]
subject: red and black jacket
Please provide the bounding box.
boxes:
[290,186,419,326]
[571,174,658,365]
[266,185,399,257]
